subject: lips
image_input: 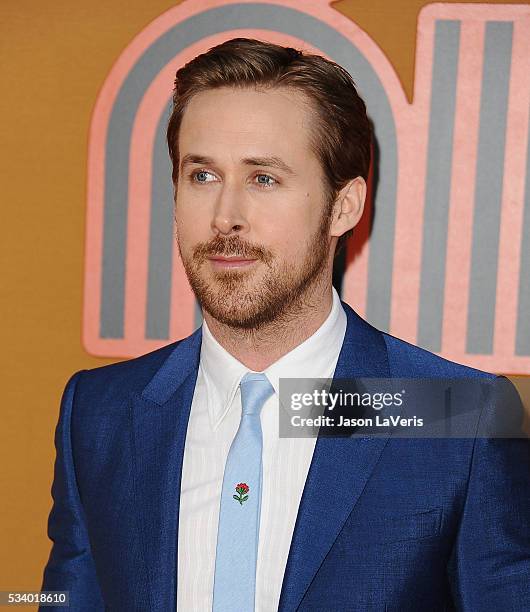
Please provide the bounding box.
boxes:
[209,256,256,262]
[208,255,258,268]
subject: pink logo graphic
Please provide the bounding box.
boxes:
[84,0,530,375]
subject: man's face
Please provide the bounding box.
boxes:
[174,86,334,330]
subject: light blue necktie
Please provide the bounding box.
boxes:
[212,372,275,612]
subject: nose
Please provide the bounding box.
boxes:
[211,182,249,236]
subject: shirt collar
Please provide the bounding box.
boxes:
[200,286,347,430]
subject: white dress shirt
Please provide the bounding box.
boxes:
[177,287,347,611]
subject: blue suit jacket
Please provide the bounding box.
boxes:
[41,301,530,611]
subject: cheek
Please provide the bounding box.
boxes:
[175,198,210,241]
[175,214,199,255]
[269,231,308,263]
[282,203,323,239]
[258,201,321,253]
[175,205,193,229]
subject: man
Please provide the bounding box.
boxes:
[41,38,529,610]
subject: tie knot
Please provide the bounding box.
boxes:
[239,373,275,416]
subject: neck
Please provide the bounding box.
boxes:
[203,277,335,371]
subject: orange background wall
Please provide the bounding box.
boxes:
[1,0,528,597]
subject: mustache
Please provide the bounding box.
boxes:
[193,235,273,263]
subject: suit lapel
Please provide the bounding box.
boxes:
[278,302,391,612]
[130,327,202,611]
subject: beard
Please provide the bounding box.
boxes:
[177,208,332,331]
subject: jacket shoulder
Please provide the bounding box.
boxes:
[381,331,496,380]
[72,335,192,407]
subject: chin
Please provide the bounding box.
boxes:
[201,291,273,329]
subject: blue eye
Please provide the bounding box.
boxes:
[256,174,276,187]
[193,170,214,183]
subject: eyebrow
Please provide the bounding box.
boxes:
[249,156,295,175]
[180,154,214,173]
[180,153,296,176]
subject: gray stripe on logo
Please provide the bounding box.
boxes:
[466,21,513,354]
[100,3,398,338]
[417,20,461,352]
[145,101,174,339]
[516,121,530,355]
[194,298,204,330]
[100,14,208,337]
[147,100,204,338]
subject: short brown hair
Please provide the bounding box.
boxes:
[166,37,372,254]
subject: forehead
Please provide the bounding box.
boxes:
[178,86,318,165]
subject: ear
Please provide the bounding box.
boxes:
[329,176,366,238]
